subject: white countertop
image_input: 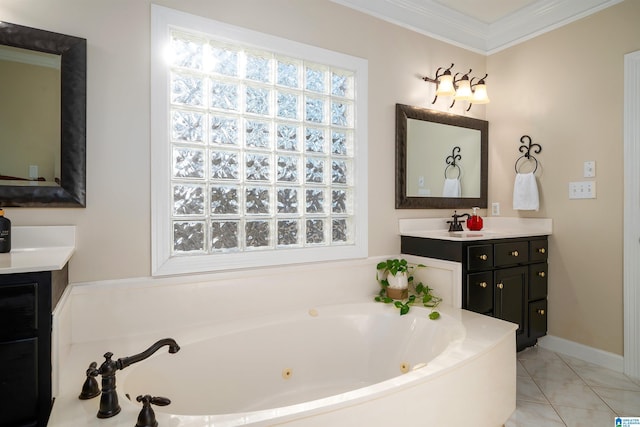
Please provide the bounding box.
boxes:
[399,217,552,241]
[0,226,76,274]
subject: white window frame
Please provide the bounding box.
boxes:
[151,5,368,276]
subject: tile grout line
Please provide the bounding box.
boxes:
[555,352,623,416]
[517,354,568,426]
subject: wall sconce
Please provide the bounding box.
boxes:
[422,64,490,111]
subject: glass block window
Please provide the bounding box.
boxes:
[151,6,367,275]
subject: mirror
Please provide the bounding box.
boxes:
[0,21,86,207]
[395,103,488,209]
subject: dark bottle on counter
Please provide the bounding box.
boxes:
[0,208,10,253]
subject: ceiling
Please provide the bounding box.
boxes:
[330,0,623,54]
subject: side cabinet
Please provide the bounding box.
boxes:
[0,267,68,427]
[402,235,548,351]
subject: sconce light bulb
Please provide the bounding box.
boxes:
[454,78,472,100]
[471,83,490,104]
[436,74,455,96]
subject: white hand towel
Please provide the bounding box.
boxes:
[513,172,539,211]
[442,178,461,197]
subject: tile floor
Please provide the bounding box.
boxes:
[506,347,640,426]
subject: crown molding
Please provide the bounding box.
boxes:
[331,0,623,55]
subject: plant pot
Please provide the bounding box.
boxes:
[386,287,408,300]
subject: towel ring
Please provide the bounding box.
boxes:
[444,164,461,179]
[514,135,542,174]
[514,155,538,174]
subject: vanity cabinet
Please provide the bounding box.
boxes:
[402,235,548,351]
[0,266,68,427]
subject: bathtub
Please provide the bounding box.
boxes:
[106,302,517,427]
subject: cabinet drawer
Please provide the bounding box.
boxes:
[529,263,548,301]
[467,244,493,271]
[465,271,493,314]
[0,283,38,340]
[529,299,548,340]
[494,241,529,267]
[530,239,548,262]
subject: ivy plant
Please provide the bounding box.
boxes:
[374,259,442,319]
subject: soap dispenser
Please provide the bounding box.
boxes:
[0,208,10,253]
[467,207,483,231]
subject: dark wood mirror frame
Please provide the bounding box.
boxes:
[0,22,86,207]
[395,103,488,209]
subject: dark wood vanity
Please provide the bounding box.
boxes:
[402,233,548,351]
[0,226,74,427]
[0,266,68,426]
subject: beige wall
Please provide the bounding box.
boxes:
[487,0,640,355]
[1,0,485,279]
[2,0,636,355]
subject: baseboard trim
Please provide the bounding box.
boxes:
[537,335,624,373]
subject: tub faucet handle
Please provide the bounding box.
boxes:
[78,361,100,400]
[135,394,171,427]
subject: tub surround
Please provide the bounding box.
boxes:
[399,217,552,241]
[48,256,516,426]
[49,303,516,427]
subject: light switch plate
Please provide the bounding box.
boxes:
[584,161,596,178]
[569,181,596,199]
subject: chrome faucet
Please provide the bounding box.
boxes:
[79,338,180,418]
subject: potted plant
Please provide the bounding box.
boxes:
[376,258,411,300]
[374,258,442,319]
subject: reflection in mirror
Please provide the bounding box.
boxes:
[406,119,481,197]
[0,45,61,185]
[0,22,86,207]
[396,104,488,209]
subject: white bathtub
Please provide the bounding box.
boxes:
[109,302,517,427]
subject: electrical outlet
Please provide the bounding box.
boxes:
[569,181,596,199]
[584,161,596,178]
[491,202,500,216]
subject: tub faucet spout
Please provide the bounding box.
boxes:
[81,338,180,419]
[117,338,180,370]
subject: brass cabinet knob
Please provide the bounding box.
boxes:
[510,250,519,257]
[538,248,546,254]
[497,282,504,289]
[479,281,487,288]
[478,254,488,261]
[537,309,545,315]
[538,271,546,278]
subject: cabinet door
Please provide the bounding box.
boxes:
[529,299,548,340]
[0,283,38,340]
[494,266,527,333]
[465,271,493,314]
[0,338,38,427]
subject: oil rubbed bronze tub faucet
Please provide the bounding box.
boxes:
[78,338,180,419]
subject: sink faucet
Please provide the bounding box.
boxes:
[447,210,470,232]
[79,338,180,419]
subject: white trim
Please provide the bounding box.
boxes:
[151,5,368,276]
[623,50,640,380]
[331,0,622,54]
[538,335,624,373]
